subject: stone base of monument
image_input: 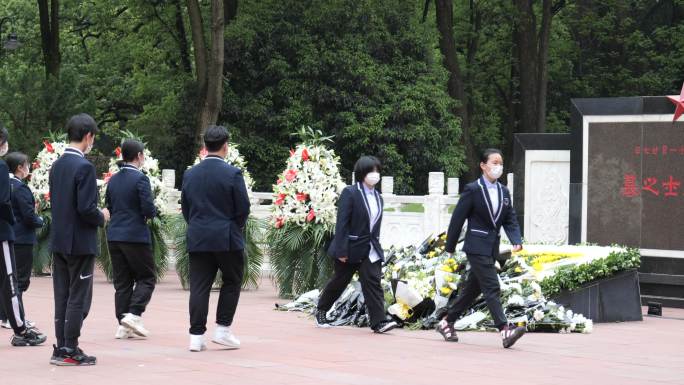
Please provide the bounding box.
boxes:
[552,269,643,323]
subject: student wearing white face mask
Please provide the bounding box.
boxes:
[316,156,398,334]
[437,148,525,349]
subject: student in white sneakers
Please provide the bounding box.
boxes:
[105,139,158,339]
[181,126,250,352]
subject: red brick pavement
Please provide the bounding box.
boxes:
[1,271,683,385]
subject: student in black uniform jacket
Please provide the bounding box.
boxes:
[436,148,526,349]
[0,128,47,347]
[181,125,250,352]
[0,152,44,329]
[316,156,398,334]
[49,114,110,366]
[105,139,157,339]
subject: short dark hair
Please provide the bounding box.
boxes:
[204,125,230,152]
[0,127,8,145]
[354,155,382,184]
[66,113,98,142]
[5,152,28,173]
[480,148,503,164]
[121,139,145,162]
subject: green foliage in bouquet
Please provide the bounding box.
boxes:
[267,222,333,298]
[171,215,265,290]
[540,248,641,298]
[96,217,171,282]
[32,210,52,274]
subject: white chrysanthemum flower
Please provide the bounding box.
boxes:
[506,294,525,306]
[533,309,545,321]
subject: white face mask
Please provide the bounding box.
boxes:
[488,164,504,180]
[365,172,380,186]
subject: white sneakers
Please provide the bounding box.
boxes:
[189,326,241,352]
[115,325,134,339]
[212,326,240,349]
[189,334,207,352]
[121,313,150,337]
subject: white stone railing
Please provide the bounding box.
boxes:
[161,170,515,248]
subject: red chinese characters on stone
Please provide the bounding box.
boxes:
[621,174,640,197]
[662,176,681,197]
[642,177,660,196]
[633,145,684,156]
[621,174,683,198]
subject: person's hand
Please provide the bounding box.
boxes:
[338,256,348,263]
[512,245,523,252]
[101,208,111,222]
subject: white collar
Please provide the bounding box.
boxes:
[64,146,85,157]
[120,164,142,173]
[203,155,225,162]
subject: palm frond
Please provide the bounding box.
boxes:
[266,223,333,298]
[172,214,264,290]
[96,227,113,281]
[33,210,52,274]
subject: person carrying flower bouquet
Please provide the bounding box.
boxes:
[438,148,526,348]
[316,156,398,334]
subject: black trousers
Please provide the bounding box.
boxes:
[0,241,26,334]
[445,255,507,329]
[189,250,244,335]
[0,244,34,322]
[53,253,94,349]
[14,244,33,293]
[109,241,156,322]
[318,257,386,329]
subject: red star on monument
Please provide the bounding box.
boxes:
[667,82,684,122]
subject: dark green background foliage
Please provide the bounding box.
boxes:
[1,0,683,192]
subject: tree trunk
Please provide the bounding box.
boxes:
[174,0,192,74]
[433,0,479,182]
[536,0,552,133]
[512,0,538,134]
[37,0,60,79]
[187,0,226,145]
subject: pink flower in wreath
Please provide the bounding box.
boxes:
[296,192,308,202]
[43,140,54,153]
[285,169,297,182]
[306,209,316,222]
[274,193,286,206]
[301,148,310,161]
[275,217,285,229]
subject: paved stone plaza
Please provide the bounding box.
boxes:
[1,272,683,385]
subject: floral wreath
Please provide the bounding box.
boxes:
[29,140,69,211]
[271,128,346,229]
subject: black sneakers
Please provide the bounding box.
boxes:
[315,309,332,328]
[10,327,47,346]
[372,320,398,334]
[435,319,459,342]
[501,325,526,348]
[52,347,97,366]
[50,345,60,365]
